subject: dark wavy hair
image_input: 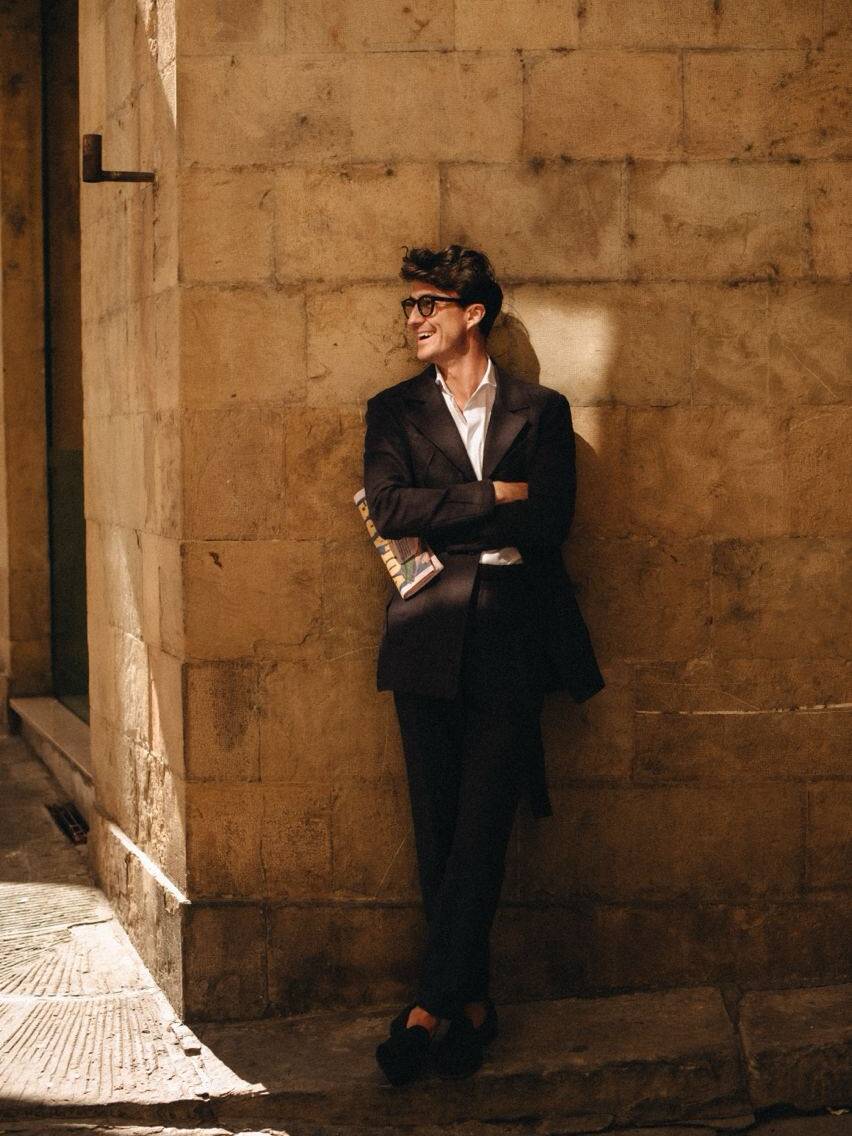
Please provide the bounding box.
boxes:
[400,245,503,338]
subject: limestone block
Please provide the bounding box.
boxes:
[491,903,592,1000]
[275,164,439,282]
[557,406,631,537]
[740,985,852,1109]
[78,9,106,135]
[185,782,262,896]
[182,539,322,659]
[152,288,180,412]
[579,0,821,48]
[87,618,118,726]
[283,406,363,540]
[83,412,146,529]
[185,662,261,781]
[526,51,680,160]
[456,0,576,48]
[635,705,852,782]
[712,538,852,658]
[506,283,692,405]
[786,408,852,534]
[183,902,267,1021]
[9,568,50,642]
[181,55,351,166]
[589,898,852,992]
[351,53,521,162]
[177,0,284,53]
[114,627,150,745]
[182,405,285,539]
[625,407,788,539]
[629,163,807,280]
[284,0,453,52]
[808,162,852,278]
[181,285,306,408]
[522,784,802,901]
[140,531,183,655]
[179,169,274,284]
[267,904,420,1014]
[825,0,852,47]
[806,783,852,889]
[306,283,413,407]
[152,162,178,296]
[564,537,712,663]
[90,719,140,841]
[768,284,852,404]
[443,162,624,280]
[319,537,387,656]
[135,746,186,890]
[690,283,769,404]
[144,408,182,539]
[686,51,852,159]
[86,520,143,636]
[149,645,184,775]
[258,649,400,783]
[540,661,634,782]
[331,779,418,899]
[104,0,145,119]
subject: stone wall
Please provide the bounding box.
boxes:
[78,0,851,1020]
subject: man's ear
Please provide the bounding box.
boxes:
[466,302,485,329]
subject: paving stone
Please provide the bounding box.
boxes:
[739,984,852,1109]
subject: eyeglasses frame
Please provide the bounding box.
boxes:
[400,294,468,319]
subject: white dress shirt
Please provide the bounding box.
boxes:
[434,358,523,565]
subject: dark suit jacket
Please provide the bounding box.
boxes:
[363,362,606,710]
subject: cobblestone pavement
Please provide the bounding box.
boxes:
[0,734,249,1114]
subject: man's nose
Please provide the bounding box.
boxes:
[407,307,423,328]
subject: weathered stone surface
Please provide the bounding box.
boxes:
[526,51,681,159]
[331,778,419,899]
[564,537,712,663]
[306,283,413,407]
[181,285,306,408]
[625,407,787,539]
[285,0,454,52]
[185,662,261,781]
[178,0,284,52]
[808,161,852,278]
[443,162,624,280]
[199,986,747,1126]
[505,282,692,405]
[182,406,285,539]
[786,408,852,534]
[520,785,802,901]
[629,162,807,279]
[825,0,852,46]
[148,644,184,774]
[767,283,852,404]
[457,0,577,48]
[740,985,852,1109]
[690,282,769,404]
[569,406,632,536]
[282,406,364,540]
[182,539,322,659]
[181,54,351,166]
[179,170,274,284]
[540,661,634,784]
[275,164,439,282]
[579,0,821,48]
[185,781,333,899]
[686,51,852,159]
[182,901,267,1022]
[806,783,852,889]
[83,414,146,529]
[712,538,852,658]
[351,53,522,162]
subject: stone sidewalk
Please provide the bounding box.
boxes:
[1,731,850,1134]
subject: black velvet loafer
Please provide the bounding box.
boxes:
[433,999,499,1079]
[375,1022,433,1086]
[388,1001,418,1036]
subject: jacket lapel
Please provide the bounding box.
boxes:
[400,365,477,480]
[483,363,530,479]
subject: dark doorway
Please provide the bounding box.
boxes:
[42,0,88,722]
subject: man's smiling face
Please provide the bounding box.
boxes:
[404,284,481,368]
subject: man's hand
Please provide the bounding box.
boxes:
[493,480,528,503]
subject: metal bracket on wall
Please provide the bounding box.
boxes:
[82,133,155,183]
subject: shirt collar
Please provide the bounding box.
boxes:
[434,357,495,401]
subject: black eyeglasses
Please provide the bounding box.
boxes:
[401,294,465,319]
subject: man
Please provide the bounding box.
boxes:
[363,245,604,1085]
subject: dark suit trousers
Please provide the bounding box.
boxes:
[393,562,548,1019]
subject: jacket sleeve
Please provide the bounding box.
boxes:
[363,394,497,539]
[437,392,577,551]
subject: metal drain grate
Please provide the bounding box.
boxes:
[46,802,89,844]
